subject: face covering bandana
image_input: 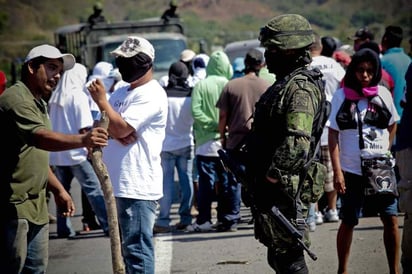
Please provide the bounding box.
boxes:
[264,49,310,77]
[115,54,152,83]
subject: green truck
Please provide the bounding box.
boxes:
[54,18,188,79]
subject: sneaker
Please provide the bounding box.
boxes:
[212,221,222,229]
[175,222,190,231]
[315,211,324,225]
[82,219,101,231]
[185,221,213,232]
[308,221,316,232]
[324,209,339,222]
[57,231,79,239]
[83,223,91,232]
[153,225,171,234]
[216,222,238,232]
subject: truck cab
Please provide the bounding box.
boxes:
[97,32,186,80]
[224,38,276,84]
[54,18,187,80]
[223,39,261,63]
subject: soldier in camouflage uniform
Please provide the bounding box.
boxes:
[246,14,325,273]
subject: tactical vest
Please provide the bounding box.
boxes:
[245,67,330,251]
[245,67,330,205]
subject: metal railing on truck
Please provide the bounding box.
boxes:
[54,19,184,65]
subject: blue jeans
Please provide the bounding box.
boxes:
[53,160,108,236]
[1,219,49,274]
[306,203,316,225]
[196,155,232,224]
[157,146,194,227]
[116,198,157,274]
[221,150,242,224]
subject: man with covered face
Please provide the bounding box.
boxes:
[88,36,168,273]
[246,14,327,273]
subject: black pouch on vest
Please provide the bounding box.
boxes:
[336,100,357,130]
[363,96,392,129]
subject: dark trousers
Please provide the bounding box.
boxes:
[267,247,308,274]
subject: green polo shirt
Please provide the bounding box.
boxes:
[0,81,50,225]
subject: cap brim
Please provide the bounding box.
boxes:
[110,48,123,57]
[110,48,133,58]
[181,56,194,62]
[62,54,76,71]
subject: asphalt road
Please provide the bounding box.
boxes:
[47,180,405,274]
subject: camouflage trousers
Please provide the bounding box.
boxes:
[253,202,310,255]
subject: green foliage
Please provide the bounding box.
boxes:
[124,11,158,21]
[306,11,342,30]
[0,11,8,34]
[39,14,62,30]
[234,14,260,27]
[0,0,410,82]
[184,15,222,53]
[350,10,384,27]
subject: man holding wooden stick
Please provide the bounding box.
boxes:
[88,36,168,274]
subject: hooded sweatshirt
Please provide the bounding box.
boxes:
[191,51,233,147]
[49,63,92,165]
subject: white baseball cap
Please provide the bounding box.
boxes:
[180,49,196,62]
[25,44,76,71]
[89,61,114,80]
[111,36,155,61]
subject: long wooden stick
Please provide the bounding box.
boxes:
[90,111,125,274]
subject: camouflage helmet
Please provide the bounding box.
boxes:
[93,2,103,11]
[259,14,314,50]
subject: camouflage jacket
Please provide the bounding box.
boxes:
[247,67,324,206]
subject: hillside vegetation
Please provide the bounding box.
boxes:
[0,0,411,78]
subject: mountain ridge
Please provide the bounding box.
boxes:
[0,0,410,75]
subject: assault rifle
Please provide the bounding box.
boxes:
[217,149,318,261]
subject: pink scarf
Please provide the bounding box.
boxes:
[343,86,378,100]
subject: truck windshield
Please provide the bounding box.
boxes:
[102,38,187,77]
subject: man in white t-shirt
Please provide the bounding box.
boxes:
[88,36,168,273]
[49,63,109,238]
[306,33,346,231]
